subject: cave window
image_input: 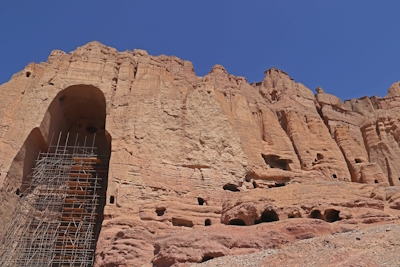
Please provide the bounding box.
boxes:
[355,158,362,164]
[197,197,205,205]
[262,154,291,170]
[374,179,378,184]
[15,188,20,196]
[398,177,400,181]
[317,153,323,160]
[228,219,246,226]
[26,72,31,78]
[310,210,324,220]
[205,219,211,226]
[156,207,166,216]
[332,174,337,179]
[109,196,115,204]
[324,209,341,223]
[223,183,240,192]
[254,209,279,224]
[172,218,193,227]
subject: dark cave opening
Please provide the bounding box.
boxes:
[172,218,194,227]
[223,183,240,192]
[254,209,279,224]
[156,207,166,216]
[228,219,246,226]
[324,209,341,223]
[261,154,292,170]
[197,197,205,205]
[309,210,324,220]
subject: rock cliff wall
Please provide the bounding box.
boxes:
[1,42,400,266]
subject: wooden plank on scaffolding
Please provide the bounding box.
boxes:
[70,173,92,178]
[63,207,86,213]
[68,181,90,187]
[71,165,94,170]
[73,157,102,164]
[66,190,87,195]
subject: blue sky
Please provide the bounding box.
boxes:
[1,1,400,100]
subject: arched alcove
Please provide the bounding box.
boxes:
[40,84,111,252]
[254,209,279,224]
[0,84,111,261]
[40,85,110,161]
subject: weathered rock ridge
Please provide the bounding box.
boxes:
[0,41,400,266]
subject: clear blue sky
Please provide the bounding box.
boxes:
[1,1,400,100]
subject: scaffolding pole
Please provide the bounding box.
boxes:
[0,133,106,267]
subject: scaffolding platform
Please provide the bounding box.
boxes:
[0,133,107,267]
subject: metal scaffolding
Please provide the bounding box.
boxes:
[0,133,107,267]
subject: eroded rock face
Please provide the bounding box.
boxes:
[1,42,400,266]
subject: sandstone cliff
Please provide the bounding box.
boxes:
[1,41,400,266]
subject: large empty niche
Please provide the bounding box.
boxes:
[262,154,292,170]
[43,85,111,246]
[3,84,111,253]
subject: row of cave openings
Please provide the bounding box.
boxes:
[228,208,341,226]
[153,196,341,229]
[7,84,111,240]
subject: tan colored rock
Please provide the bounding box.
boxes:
[1,42,400,267]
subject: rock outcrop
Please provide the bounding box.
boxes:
[1,41,400,266]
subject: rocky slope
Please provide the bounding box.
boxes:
[0,41,400,266]
[192,223,400,267]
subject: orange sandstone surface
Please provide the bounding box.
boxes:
[1,42,400,266]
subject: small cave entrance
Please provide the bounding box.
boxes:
[223,183,240,192]
[324,209,341,223]
[197,197,205,205]
[228,219,246,226]
[261,154,292,171]
[156,207,166,216]
[205,219,211,226]
[309,210,324,220]
[172,218,194,227]
[254,209,279,224]
[317,153,324,160]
